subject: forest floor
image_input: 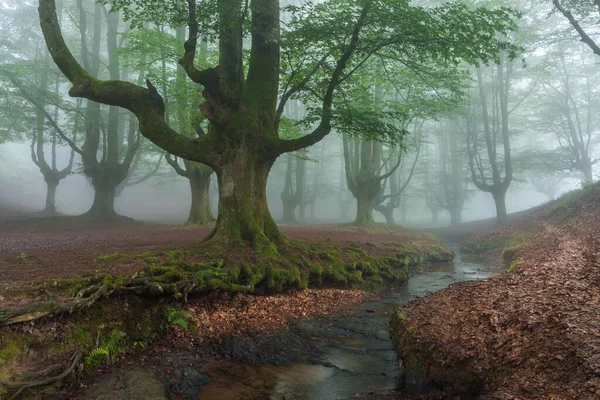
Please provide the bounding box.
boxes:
[392,184,600,399]
[0,216,453,399]
[0,218,446,288]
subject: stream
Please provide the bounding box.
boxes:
[77,248,499,400]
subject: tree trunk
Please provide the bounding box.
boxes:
[431,209,439,224]
[42,178,59,216]
[375,205,395,225]
[492,191,508,224]
[449,207,462,226]
[86,179,118,220]
[354,194,375,225]
[281,198,297,223]
[204,153,283,253]
[582,163,594,184]
[186,169,214,225]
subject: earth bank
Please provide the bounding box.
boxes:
[391,183,600,399]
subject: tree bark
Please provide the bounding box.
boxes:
[204,153,283,253]
[449,207,462,226]
[354,193,375,225]
[43,178,59,216]
[492,190,508,224]
[186,168,214,225]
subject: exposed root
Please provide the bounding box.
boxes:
[1,274,204,326]
[0,350,82,400]
[0,284,112,325]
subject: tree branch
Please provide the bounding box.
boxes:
[38,0,210,165]
[276,4,371,154]
[553,0,600,56]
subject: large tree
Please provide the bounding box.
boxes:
[38,0,519,250]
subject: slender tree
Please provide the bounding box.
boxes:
[465,58,514,224]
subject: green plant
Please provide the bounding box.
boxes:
[166,307,193,329]
[84,347,109,365]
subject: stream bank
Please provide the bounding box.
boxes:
[73,248,499,400]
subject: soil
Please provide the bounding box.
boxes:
[0,219,433,288]
[394,185,600,399]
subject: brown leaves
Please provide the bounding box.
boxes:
[177,289,369,344]
[394,219,600,399]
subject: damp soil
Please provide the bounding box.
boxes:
[70,248,500,400]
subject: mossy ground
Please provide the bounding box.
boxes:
[0,294,166,399]
[0,230,452,398]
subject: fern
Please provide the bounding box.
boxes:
[84,347,109,366]
[89,347,109,358]
[166,307,193,329]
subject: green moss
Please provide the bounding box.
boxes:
[94,252,127,262]
[0,332,27,361]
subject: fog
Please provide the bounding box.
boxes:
[0,0,597,229]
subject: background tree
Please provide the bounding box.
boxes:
[465,56,515,224]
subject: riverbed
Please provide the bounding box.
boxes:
[76,248,499,400]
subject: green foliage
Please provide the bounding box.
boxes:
[84,347,109,366]
[166,307,193,329]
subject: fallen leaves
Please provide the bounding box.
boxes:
[394,203,600,399]
[172,289,370,344]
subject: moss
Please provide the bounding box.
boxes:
[94,252,127,262]
[0,332,27,362]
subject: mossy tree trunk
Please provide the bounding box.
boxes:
[39,0,369,249]
[166,154,215,226]
[206,151,283,251]
[188,166,214,225]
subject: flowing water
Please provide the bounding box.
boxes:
[77,248,499,400]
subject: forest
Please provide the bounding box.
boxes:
[0,0,599,399]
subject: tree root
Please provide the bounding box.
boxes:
[0,284,112,325]
[0,350,82,400]
[0,272,203,326]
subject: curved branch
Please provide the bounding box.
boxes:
[178,0,220,93]
[276,53,330,124]
[165,153,190,178]
[277,4,371,154]
[38,0,210,165]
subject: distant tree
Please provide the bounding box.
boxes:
[536,50,599,183]
[433,120,470,225]
[373,122,422,225]
[0,3,77,216]
[465,55,516,224]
